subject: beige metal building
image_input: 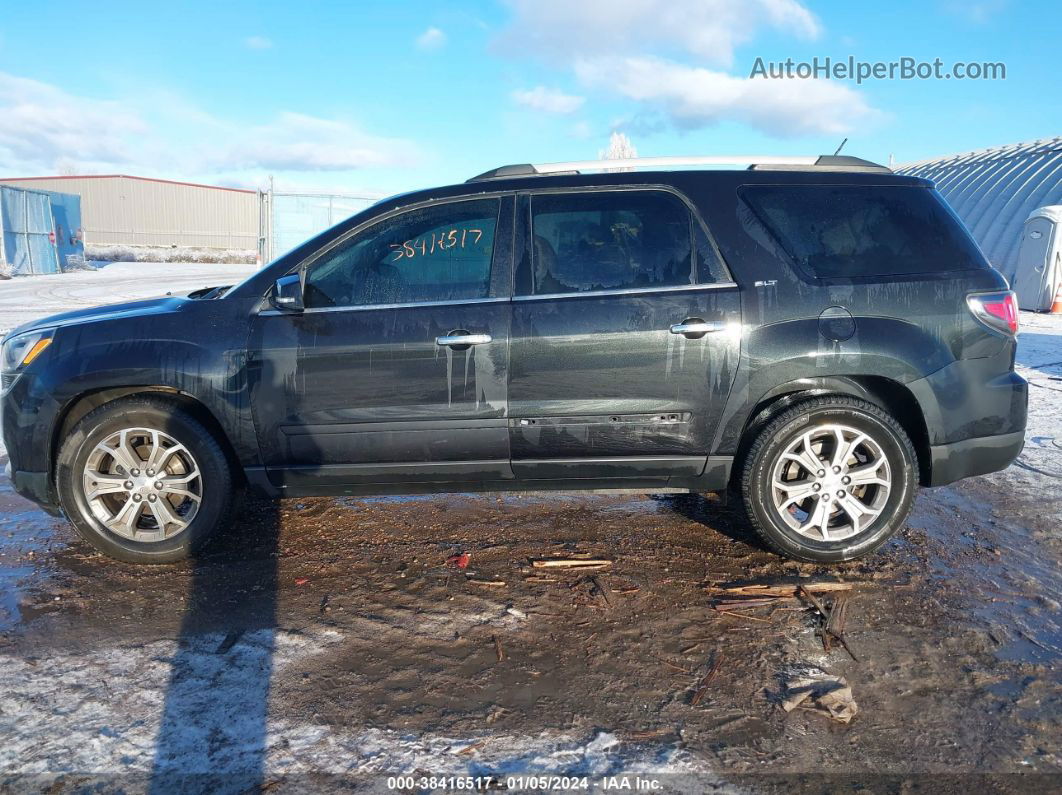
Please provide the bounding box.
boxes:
[0,174,257,249]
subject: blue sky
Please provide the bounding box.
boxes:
[0,0,1057,196]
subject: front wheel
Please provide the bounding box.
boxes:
[56,396,236,564]
[740,396,918,563]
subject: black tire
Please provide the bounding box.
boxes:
[56,396,235,564]
[740,395,917,563]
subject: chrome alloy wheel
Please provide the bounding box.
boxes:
[770,423,892,541]
[81,427,202,542]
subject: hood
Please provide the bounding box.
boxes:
[4,294,188,340]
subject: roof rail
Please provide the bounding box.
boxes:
[468,154,890,181]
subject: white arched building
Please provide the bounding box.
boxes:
[898,137,1062,289]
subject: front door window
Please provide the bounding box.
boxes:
[304,198,501,308]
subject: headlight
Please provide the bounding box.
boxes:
[1,328,55,373]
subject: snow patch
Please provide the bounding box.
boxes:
[0,627,721,790]
[0,261,257,334]
[85,244,256,265]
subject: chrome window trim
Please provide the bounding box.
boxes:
[259,296,510,317]
[512,282,738,302]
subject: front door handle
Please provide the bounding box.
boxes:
[435,333,492,347]
[669,319,726,337]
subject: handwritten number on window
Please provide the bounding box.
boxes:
[389,228,484,261]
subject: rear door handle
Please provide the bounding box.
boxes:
[435,333,492,347]
[669,321,726,336]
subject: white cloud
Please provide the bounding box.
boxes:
[498,0,820,67]
[496,0,880,138]
[415,27,447,51]
[943,0,1008,24]
[0,71,418,180]
[511,86,585,114]
[0,73,147,173]
[224,112,418,171]
[576,56,883,137]
[244,35,273,50]
[570,120,593,139]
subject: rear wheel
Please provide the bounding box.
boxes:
[740,396,917,562]
[56,396,235,564]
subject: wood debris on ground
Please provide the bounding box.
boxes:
[652,655,692,674]
[531,558,614,569]
[621,727,678,742]
[706,581,854,615]
[717,609,771,623]
[590,575,612,607]
[707,581,853,599]
[690,653,724,706]
[799,585,858,661]
[493,635,505,662]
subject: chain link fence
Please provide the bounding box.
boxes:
[257,191,375,265]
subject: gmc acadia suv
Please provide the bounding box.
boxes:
[0,155,1028,564]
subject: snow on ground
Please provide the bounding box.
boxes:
[0,261,257,335]
[0,626,718,792]
[84,244,255,265]
[996,312,1062,495]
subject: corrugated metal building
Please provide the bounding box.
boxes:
[898,137,1062,282]
[0,175,257,249]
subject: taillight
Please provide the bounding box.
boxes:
[966,291,1019,335]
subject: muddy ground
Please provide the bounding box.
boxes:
[1,466,1060,792]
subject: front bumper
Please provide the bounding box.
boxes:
[4,459,60,514]
[3,370,64,498]
[6,463,61,515]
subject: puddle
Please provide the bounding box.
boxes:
[0,465,66,631]
[911,483,1062,664]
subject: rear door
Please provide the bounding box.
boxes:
[508,187,741,480]
[248,195,515,490]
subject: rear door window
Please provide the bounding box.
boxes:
[521,190,724,295]
[740,185,989,279]
[304,198,500,308]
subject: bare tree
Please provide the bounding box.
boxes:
[56,158,81,177]
[599,132,637,171]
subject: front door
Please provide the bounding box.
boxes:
[248,195,515,490]
[508,188,741,480]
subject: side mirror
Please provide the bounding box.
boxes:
[272,274,304,312]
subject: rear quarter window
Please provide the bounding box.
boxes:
[740,185,990,279]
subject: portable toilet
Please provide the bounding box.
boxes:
[1013,206,1062,311]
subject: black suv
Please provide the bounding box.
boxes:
[1,155,1027,564]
